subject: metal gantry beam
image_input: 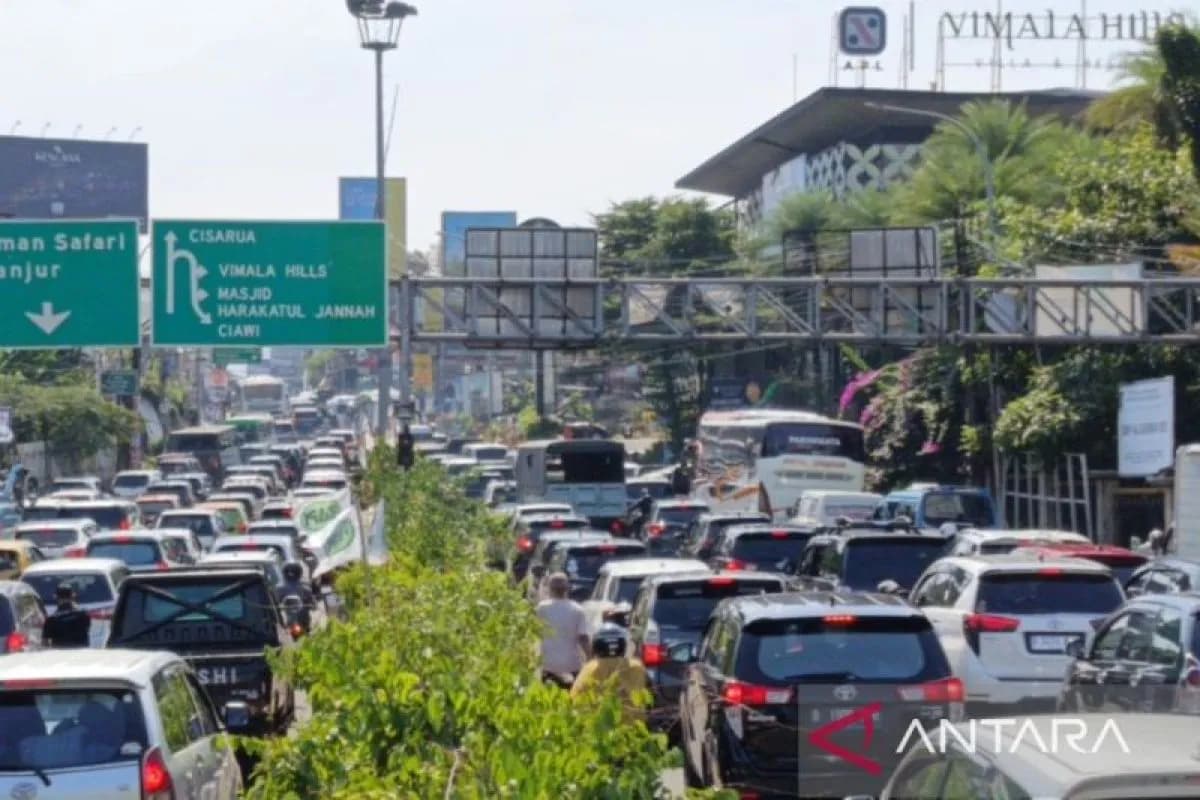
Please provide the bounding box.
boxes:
[396,276,1200,347]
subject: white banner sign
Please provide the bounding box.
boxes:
[1119,376,1175,477]
[0,407,12,445]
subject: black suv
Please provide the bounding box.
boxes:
[1060,591,1200,716]
[792,530,950,594]
[524,530,611,593]
[682,512,771,562]
[627,571,787,733]
[543,538,646,601]
[708,523,815,573]
[677,591,961,797]
[642,500,710,555]
[107,568,296,735]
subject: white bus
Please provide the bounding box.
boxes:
[692,409,866,520]
[238,375,289,417]
[515,439,627,530]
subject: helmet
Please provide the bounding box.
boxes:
[591,623,629,658]
[282,562,304,582]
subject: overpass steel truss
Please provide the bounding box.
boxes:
[398,276,1200,347]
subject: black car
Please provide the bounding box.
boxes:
[677,591,961,797]
[543,538,647,601]
[643,500,710,555]
[511,513,592,581]
[682,512,772,562]
[627,571,787,732]
[1060,592,1200,716]
[1124,557,1200,597]
[107,568,297,735]
[524,530,612,591]
[791,530,950,594]
[708,523,815,573]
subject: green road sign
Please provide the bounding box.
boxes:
[100,369,139,397]
[213,347,262,367]
[151,220,386,347]
[0,220,139,348]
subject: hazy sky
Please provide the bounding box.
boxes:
[3,0,1152,251]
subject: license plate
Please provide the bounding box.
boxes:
[811,707,856,723]
[1028,634,1077,653]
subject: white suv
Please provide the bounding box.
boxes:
[909,554,1124,711]
[0,649,242,798]
[947,528,1090,557]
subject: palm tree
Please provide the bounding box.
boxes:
[1086,47,1178,142]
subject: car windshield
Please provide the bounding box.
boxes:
[15,528,78,547]
[739,617,947,684]
[613,576,650,605]
[729,533,812,567]
[976,573,1124,615]
[921,492,994,528]
[0,689,148,770]
[88,541,159,566]
[113,474,151,488]
[842,539,947,591]
[657,508,706,526]
[561,547,645,579]
[653,580,782,630]
[24,573,115,605]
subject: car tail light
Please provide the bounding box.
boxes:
[822,614,857,626]
[610,520,625,534]
[282,508,293,518]
[722,680,792,706]
[289,624,304,639]
[707,577,735,586]
[1185,668,1200,689]
[1038,567,1064,577]
[516,536,534,553]
[964,613,1021,633]
[770,530,790,539]
[239,522,248,534]
[550,520,565,529]
[898,677,964,703]
[141,746,173,799]
[88,609,113,621]
[646,523,665,538]
[64,547,86,558]
[641,643,665,667]
[119,518,132,530]
[725,559,747,571]
[5,632,27,653]
[597,545,617,554]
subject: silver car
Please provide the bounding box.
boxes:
[0,649,242,799]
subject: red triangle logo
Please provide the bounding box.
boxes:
[806,701,883,776]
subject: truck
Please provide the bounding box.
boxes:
[107,568,297,735]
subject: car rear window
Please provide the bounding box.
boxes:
[143,584,245,622]
[653,579,783,629]
[24,573,115,605]
[657,507,706,526]
[138,501,175,516]
[738,616,949,684]
[1080,555,1146,585]
[59,506,130,529]
[16,528,78,547]
[842,538,947,591]
[20,507,65,521]
[0,689,148,770]
[114,474,152,488]
[88,541,160,566]
[921,492,994,528]
[250,525,299,538]
[160,515,215,536]
[730,532,812,566]
[216,542,286,560]
[563,546,646,579]
[304,479,347,490]
[976,572,1124,615]
[530,519,588,534]
[261,506,293,521]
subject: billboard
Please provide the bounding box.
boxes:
[440,211,518,277]
[1119,376,1174,478]
[339,177,407,277]
[0,136,148,228]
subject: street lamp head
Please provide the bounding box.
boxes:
[347,0,416,50]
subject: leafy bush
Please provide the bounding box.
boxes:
[245,453,707,798]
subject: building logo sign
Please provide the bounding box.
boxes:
[33,145,83,167]
[940,9,1186,48]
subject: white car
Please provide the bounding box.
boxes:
[581,557,710,632]
[304,457,346,473]
[111,469,162,500]
[300,469,349,492]
[306,447,346,464]
[47,476,104,496]
[947,527,1091,557]
[511,503,575,523]
[200,550,285,590]
[153,527,205,563]
[210,533,311,583]
[11,519,98,559]
[20,558,130,647]
[45,488,104,503]
[0,650,242,798]
[910,553,1125,711]
[787,489,883,526]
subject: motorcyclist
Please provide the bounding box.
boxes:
[279,562,314,632]
[536,572,588,686]
[628,488,654,536]
[570,623,649,724]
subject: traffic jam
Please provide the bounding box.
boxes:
[492,409,1190,799]
[0,392,367,799]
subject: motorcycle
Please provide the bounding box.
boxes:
[281,594,311,637]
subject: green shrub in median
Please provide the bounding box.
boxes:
[245,451,721,798]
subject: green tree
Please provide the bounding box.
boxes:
[595,196,735,274]
[1160,23,1200,178]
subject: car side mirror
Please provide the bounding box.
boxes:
[667,642,698,664]
[1065,639,1085,660]
[223,701,252,733]
[877,579,902,595]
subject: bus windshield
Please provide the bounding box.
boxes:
[546,446,625,484]
[761,423,865,461]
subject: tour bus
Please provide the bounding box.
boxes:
[515,439,627,530]
[692,408,866,521]
[238,375,289,417]
[163,425,242,482]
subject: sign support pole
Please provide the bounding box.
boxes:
[373,45,394,438]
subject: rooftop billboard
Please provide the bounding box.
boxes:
[0,136,148,228]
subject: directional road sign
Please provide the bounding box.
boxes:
[839,7,887,56]
[100,369,139,397]
[0,219,139,348]
[212,347,262,367]
[151,221,387,347]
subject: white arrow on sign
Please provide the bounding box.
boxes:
[25,301,71,335]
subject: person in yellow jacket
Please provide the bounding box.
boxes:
[570,623,650,724]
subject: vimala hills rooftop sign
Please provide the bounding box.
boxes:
[938,9,1187,47]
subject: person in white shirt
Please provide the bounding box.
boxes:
[536,572,589,684]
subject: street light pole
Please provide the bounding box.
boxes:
[345,0,417,438]
[864,101,999,258]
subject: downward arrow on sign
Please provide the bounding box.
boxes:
[25,302,71,335]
